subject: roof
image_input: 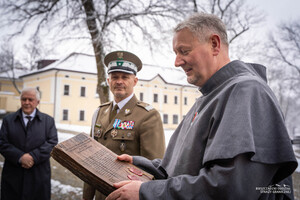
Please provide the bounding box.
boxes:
[0,68,29,80]
[20,52,97,77]
[138,64,193,87]
[19,52,195,87]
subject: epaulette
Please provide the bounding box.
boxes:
[99,101,111,107]
[137,101,154,111]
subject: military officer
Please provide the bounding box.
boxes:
[82,51,165,200]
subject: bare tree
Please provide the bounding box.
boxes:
[0,0,182,103]
[0,44,25,94]
[267,20,300,77]
[176,0,264,41]
[263,19,300,137]
[173,0,265,59]
[23,36,51,71]
[0,0,265,103]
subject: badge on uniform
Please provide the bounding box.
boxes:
[95,129,102,138]
[94,124,102,138]
[125,109,130,115]
[120,141,126,152]
[111,129,118,138]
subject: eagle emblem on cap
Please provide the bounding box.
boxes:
[117,52,124,60]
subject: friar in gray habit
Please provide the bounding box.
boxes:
[105,13,298,200]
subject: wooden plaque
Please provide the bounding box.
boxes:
[51,133,153,196]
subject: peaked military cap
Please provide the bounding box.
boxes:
[104,51,142,75]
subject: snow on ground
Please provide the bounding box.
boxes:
[164,129,174,147]
[57,132,77,143]
[294,146,300,172]
[56,123,90,134]
[297,158,300,172]
[51,179,82,195]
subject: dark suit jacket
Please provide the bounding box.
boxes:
[0,108,58,200]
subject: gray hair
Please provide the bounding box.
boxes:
[21,87,41,101]
[174,13,229,46]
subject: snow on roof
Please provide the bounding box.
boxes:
[138,64,193,86]
[21,52,97,77]
[20,52,194,87]
[0,68,29,79]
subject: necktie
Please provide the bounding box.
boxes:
[26,116,32,129]
[109,104,119,122]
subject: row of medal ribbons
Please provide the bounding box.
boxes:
[113,119,135,130]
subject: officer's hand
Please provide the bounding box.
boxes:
[106,180,141,200]
[117,154,133,164]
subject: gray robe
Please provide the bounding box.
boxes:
[134,60,298,200]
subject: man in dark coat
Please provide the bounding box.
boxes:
[0,87,58,200]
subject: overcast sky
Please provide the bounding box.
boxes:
[2,0,300,68]
[251,0,300,28]
[121,0,300,67]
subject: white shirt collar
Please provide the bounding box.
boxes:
[22,109,36,119]
[113,93,134,111]
[22,109,36,125]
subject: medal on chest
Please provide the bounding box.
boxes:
[94,124,102,139]
[111,129,118,138]
[120,142,126,152]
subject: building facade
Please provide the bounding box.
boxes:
[1,52,200,130]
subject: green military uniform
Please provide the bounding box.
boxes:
[83,95,165,200]
[83,50,165,200]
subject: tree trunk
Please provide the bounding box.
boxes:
[81,0,109,104]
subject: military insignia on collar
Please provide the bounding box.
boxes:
[144,105,153,111]
[125,109,130,114]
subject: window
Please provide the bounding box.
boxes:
[173,114,178,124]
[64,85,70,96]
[153,94,158,103]
[163,114,168,124]
[174,96,178,104]
[184,97,188,105]
[164,95,168,104]
[79,110,85,121]
[63,109,68,121]
[140,92,144,101]
[80,86,86,97]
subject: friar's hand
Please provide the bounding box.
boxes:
[117,154,133,164]
[106,180,142,200]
